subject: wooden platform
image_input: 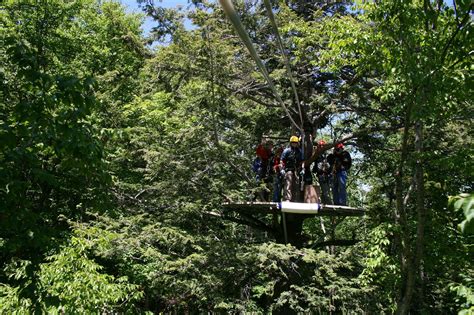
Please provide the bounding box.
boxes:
[222,202,365,217]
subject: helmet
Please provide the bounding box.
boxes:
[336,143,344,149]
[290,136,299,143]
[318,140,326,146]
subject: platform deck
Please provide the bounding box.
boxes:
[222,202,365,217]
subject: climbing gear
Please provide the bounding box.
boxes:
[290,136,299,143]
[341,151,352,170]
[283,148,301,171]
[328,150,352,172]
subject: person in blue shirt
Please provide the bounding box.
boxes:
[280,136,303,202]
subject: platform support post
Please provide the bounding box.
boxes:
[282,212,288,244]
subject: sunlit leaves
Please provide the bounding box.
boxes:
[449,193,474,235]
[38,231,142,313]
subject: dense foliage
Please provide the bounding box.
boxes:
[0,0,472,313]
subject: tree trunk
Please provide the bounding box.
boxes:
[396,121,426,315]
[413,121,426,312]
[394,105,411,313]
[394,102,414,315]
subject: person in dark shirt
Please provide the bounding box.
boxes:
[312,140,332,204]
[280,136,303,202]
[327,143,352,206]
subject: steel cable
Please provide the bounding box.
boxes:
[218,0,303,134]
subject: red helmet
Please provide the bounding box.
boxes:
[336,143,344,149]
[318,140,326,146]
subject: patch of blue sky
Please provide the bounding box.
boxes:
[118,0,198,36]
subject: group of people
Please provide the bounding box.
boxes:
[252,136,352,206]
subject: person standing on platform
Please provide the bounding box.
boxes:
[255,139,273,181]
[312,140,332,204]
[271,146,284,202]
[254,139,274,200]
[327,143,352,206]
[280,136,303,202]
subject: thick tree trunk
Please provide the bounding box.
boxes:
[413,121,426,312]
[396,121,426,315]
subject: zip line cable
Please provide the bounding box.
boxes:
[262,0,307,160]
[262,0,303,128]
[218,0,303,134]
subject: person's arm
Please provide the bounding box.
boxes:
[273,156,280,172]
[322,158,330,175]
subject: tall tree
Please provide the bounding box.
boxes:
[319,0,473,312]
[0,0,146,311]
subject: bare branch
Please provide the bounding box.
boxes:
[403,176,416,208]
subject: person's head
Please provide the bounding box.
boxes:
[335,142,344,153]
[316,139,326,148]
[289,136,299,147]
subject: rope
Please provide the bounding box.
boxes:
[263,0,304,128]
[218,0,303,134]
